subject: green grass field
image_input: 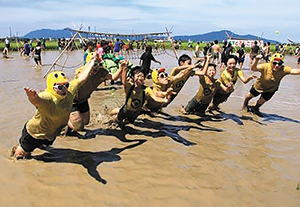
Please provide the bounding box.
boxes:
[0,39,296,55]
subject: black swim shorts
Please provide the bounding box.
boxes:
[19,124,55,153]
[71,100,90,113]
[117,105,141,124]
[249,85,277,101]
[184,96,209,114]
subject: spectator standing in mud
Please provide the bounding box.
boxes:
[139,45,161,78]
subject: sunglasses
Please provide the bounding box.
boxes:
[158,72,168,79]
[93,61,102,68]
[53,82,69,91]
[272,61,283,66]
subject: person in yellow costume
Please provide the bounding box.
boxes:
[11,57,97,159]
[68,53,126,132]
[180,55,230,116]
[243,53,300,116]
[116,64,170,128]
[144,58,201,112]
[208,55,257,110]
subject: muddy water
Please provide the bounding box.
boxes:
[1,50,300,207]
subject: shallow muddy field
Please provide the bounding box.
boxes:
[1,50,300,207]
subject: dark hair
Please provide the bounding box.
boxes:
[241,43,245,48]
[227,55,238,63]
[131,66,146,77]
[178,54,191,66]
[208,63,217,70]
[87,41,94,47]
[145,45,152,53]
[214,40,218,44]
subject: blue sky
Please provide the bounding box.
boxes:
[1,0,299,43]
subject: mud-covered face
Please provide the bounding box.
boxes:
[46,71,69,98]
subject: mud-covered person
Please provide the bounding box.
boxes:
[116,65,170,128]
[67,53,126,133]
[11,57,97,159]
[243,53,300,116]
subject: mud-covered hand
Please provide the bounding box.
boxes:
[24,87,41,106]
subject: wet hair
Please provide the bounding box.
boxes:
[131,66,146,78]
[227,55,238,63]
[208,63,217,70]
[145,45,152,53]
[178,54,191,66]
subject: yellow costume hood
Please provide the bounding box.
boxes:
[45,71,69,100]
[270,53,284,63]
[151,68,166,91]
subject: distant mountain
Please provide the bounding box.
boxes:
[174,30,277,44]
[23,28,73,39]
[23,28,278,43]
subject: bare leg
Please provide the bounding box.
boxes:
[68,111,85,131]
[243,93,255,110]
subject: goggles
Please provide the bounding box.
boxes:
[158,72,168,79]
[53,82,69,91]
[272,61,283,66]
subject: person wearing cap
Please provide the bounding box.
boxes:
[11,57,97,159]
[208,55,257,111]
[243,53,300,116]
[68,54,127,132]
[181,55,230,116]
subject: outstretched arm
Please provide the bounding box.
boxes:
[171,60,202,75]
[77,55,97,83]
[154,59,161,65]
[290,68,300,75]
[24,87,42,107]
[194,55,211,76]
[238,73,257,84]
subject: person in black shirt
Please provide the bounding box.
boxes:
[236,43,246,69]
[250,41,260,64]
[139,45,161,78]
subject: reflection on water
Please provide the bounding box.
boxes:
[1,51,300,206]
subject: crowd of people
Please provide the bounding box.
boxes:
[8,38,300,159]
